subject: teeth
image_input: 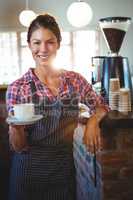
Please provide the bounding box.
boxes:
[39,55,49,59]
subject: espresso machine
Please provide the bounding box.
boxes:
[92,17,132,103]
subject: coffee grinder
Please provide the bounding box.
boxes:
[92,17,132,103]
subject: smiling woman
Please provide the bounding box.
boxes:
[7,14,78,200]
[6,13,107,200]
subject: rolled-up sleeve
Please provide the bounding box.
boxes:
[75,73,109,114]
[6,83,21,114]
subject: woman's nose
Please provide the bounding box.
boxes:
[40,42,48,52]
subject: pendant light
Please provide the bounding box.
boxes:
[67,0,93,28]
[19,0,36,27]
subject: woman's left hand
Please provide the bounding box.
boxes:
[83,114,101,154]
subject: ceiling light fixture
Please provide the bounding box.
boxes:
[67,0,93,28]
[19,0,36,27]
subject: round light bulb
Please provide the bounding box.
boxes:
[19,10,36,27]
[67,1,93,28]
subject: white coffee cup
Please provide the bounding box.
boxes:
[13,103,35,120]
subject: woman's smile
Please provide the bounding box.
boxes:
[37,54,49,61]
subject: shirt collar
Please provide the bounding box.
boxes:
[23,68,38,83]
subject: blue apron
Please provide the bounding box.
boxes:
[8,79,79,200]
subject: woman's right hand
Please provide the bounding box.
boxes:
[9,125,28,153]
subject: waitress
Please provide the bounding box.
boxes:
[6,14,108,200]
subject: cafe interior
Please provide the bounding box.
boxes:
[0,0,133,200]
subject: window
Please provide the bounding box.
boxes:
[54,32,73,70]
[20,32,35,75]
[0,30,100,84]
[0,32,19,84]
[73,30,100,82]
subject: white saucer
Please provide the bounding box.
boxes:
[6,115,43,125]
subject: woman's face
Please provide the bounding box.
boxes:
[28,27,59,68]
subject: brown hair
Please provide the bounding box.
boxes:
[27,14,62,45]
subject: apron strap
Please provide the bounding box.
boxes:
[29,81,40,104]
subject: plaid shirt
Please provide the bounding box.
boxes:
[6,68,107,114]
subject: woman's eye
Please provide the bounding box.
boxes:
[33,42,40,45]
[48,41,55,44]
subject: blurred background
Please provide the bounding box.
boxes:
[0,0,133,84]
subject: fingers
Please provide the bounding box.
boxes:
[94,125,101,151]
[83,124,101,154]
[83,129,94,153]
